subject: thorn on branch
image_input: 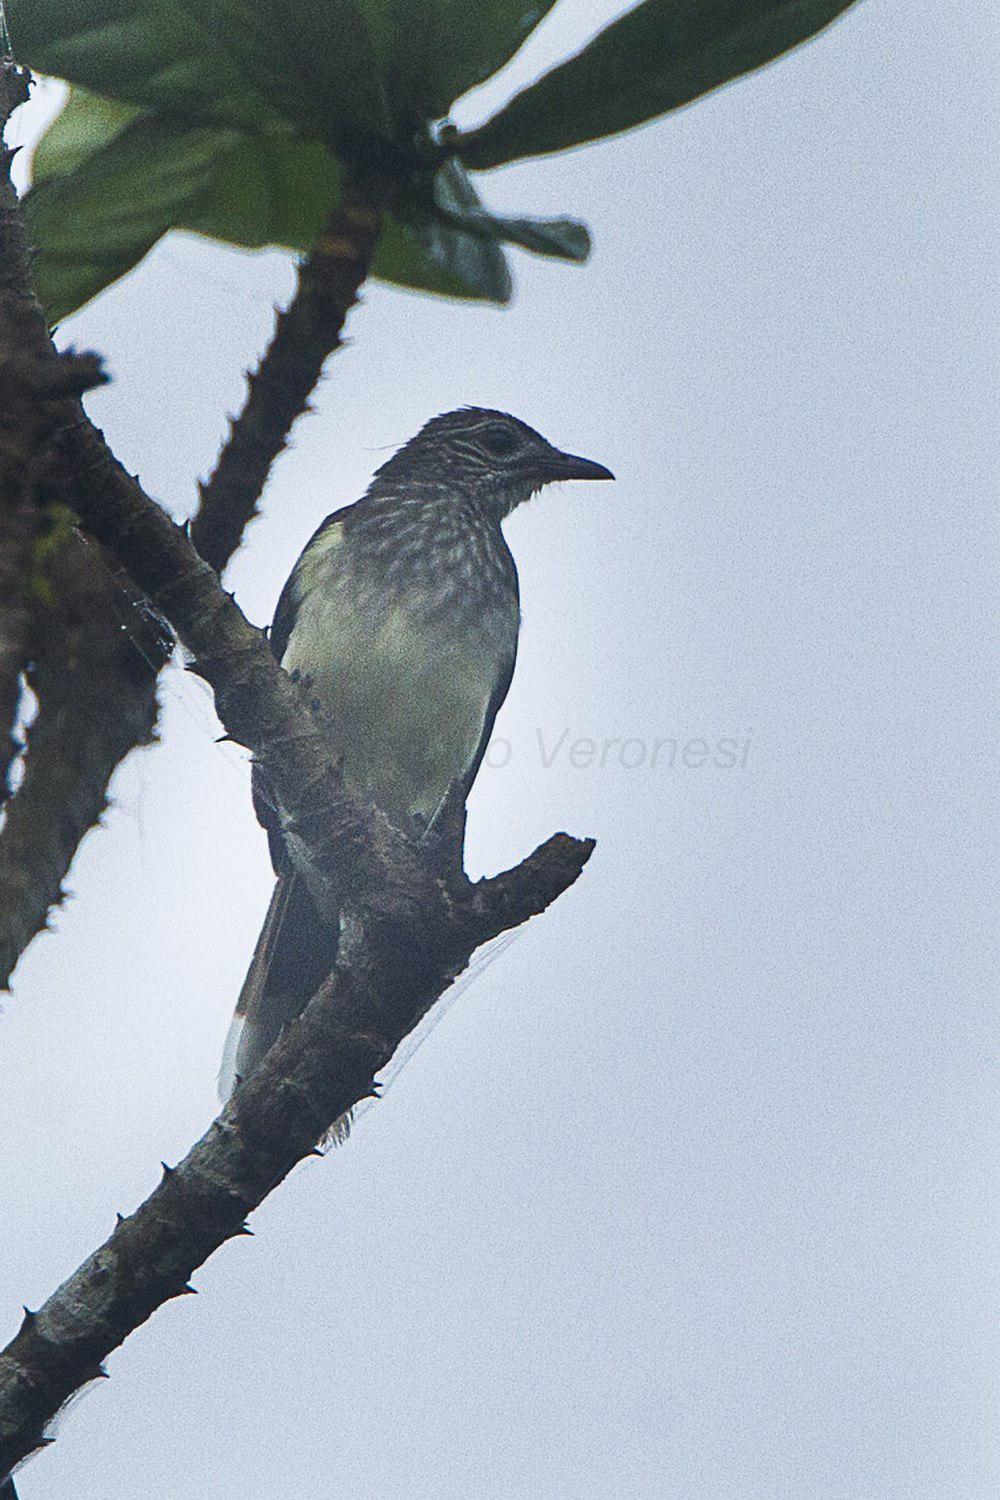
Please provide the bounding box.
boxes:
[0,349,107,402]
[188,179,385,574]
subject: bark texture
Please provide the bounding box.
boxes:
[0,67,45,806]
[0,432,37,804]
[0,532,168,987]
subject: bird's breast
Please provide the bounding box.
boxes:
[282,532,518,831]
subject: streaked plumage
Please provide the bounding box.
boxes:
[220,408,612,1099]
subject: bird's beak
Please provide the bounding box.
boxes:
[542,449,615,482]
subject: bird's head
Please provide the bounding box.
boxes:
[371,407,613,518]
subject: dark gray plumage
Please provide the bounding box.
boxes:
[220,408,612,1098]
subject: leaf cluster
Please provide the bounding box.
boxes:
[10,0,859,319]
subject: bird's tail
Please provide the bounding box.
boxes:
[219,873,339,1102]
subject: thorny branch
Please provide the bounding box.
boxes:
[0,62,44,804]
[0,531,169,987]
[0,59,595,1486]
[0,821,591,1483]
[0,233,148,1002]
[0,64,170,989]
[190,179,385,573]
[0,415,38,803]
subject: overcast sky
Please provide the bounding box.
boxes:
[4,1,1000,1495]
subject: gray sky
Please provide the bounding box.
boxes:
[4,1,1000,1495]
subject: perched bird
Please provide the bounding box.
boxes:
[219,407,612,1097]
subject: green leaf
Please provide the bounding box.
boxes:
[455,0,861,168]
[181,132,513,303]
[179,132,343,249]
[373,218,507,302]
[6,0,272,129]
[398,160,512,303]
[24,116,236,323]
[24,111,514,319]
[8,0,560,163]
[362,0,558,120]
[175,0,395,148]
[31,88,140,182]
[486,216,589,262]
[430,170,590,264]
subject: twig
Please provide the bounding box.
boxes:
[190,180,384,574]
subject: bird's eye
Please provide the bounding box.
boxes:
[479,426,519,458]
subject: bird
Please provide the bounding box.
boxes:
[219,407,613,1099]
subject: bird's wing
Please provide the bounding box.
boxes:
[462,641,517,798]
[269,502,355,662]
[255,504,356,868]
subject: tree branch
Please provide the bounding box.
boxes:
[0,65,45,803]
[0,428,37,805]
[0,382,596,1483]
[190,180,384,574]
[0,531,168,988]
[54,413,379,899]
[0,82,171,988]
[0,827,592,1481]
[0,72,595,1482]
